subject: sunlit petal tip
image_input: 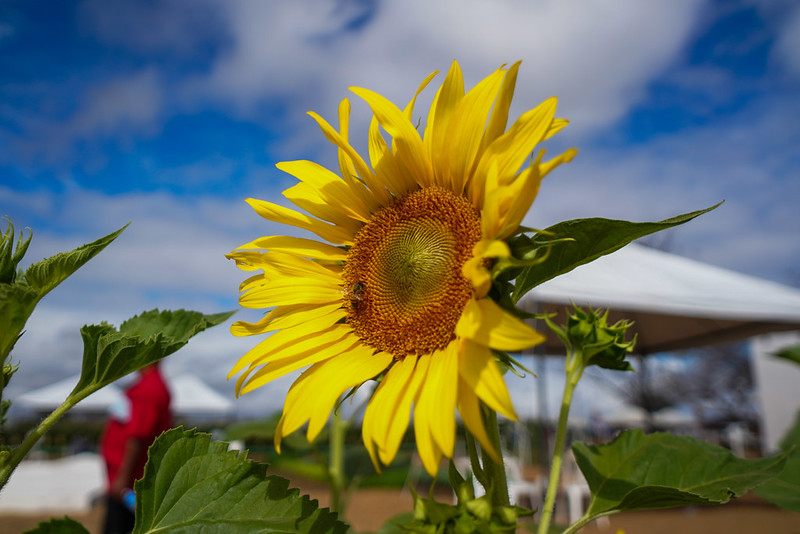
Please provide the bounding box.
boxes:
[274,420,285,454]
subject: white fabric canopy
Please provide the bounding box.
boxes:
[520,242,800,354]
[17,373,234,418]
[16,376,122,412]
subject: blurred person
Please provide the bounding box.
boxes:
[99,362,172,534]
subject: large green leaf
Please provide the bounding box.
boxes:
[71,309,233,401]
[23,224,127,296]
[0,224,127,362]
[755,410,800,512]
[23,516,90,534]
[133,428,349,533]
[0,283,39,361]
[511,204,720,302]
[572,429,788,519]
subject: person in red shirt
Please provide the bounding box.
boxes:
[100,362,172,534]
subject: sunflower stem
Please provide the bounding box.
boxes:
[465,429,487,489]
[481,405,510,507]
[328,409,347,513]
[0,394,77,490]
[537,351,583,534]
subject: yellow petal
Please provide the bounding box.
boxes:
[304,345,393,441]
[283,183,364,233]
[478,161,502,235]
[463,239,510,297]
[424,60,464,187]
[240,332,359,395]
[336,99,384,216]
[540,147,579,178]
[233,251,340,289]
[230,322,351,379]
[226,251,269,272]
[474,238,511,259]
[362,355,418,468]
[412,353,442,476]
[235,235,347,262]
[230,302,344,337]
[499,165,543,239]
[276,160,373,223]
[276,344,392,451]
[246,198,353,245]
[350,86,431,190]
[456,378,501,464]
[368,116,415,197]
[403,70,439,120]
[463,256,492,298]
[478,61,520,156]
[544,118,569,141]
[456,298,545,352]
[307,110,393,206]
[472,97,557,204]
[444,66,505,192]
[416,342,459,457]
[276,346,387,447]
[458,339,517,421]
[239,279,342,309]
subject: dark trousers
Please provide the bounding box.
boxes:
[103,495,135,534]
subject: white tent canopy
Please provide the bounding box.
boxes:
[520,242,800,354]
[16,376,122,413]
[17,373,234,419]
[169,374,235,417]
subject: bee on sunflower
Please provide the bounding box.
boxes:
[227,60,576,476]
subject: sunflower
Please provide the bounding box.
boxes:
[227,60,576,476]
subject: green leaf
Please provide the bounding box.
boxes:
[755,451,800,512]
[511,204,721,302]
[755,410,800,512]
[23,224,128,296]
[0,218,32,285]
[572,429,788,519]
[133,427,349,534]
[22,516,90,534]
[546,306,636,373]
[0,224,127,362]
[71,309,233,401]
[773,344,800,367]
[0,283,39,362]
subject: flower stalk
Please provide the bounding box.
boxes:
[480,405,511,508]
[0,393,78,490]
[538,307,635,533]
[537,352,582,534]
[328,409,347,513]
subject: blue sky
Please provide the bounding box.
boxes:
[2,0,800,419]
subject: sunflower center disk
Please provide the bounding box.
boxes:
[343,186,481,357]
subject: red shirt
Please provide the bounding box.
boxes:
[100,367,172,490]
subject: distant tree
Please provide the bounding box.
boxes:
[611,342,758,428]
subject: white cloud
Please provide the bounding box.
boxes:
[77,0,221,57]
[7,69,163,165]
[773,4,800,78]
[68,70,162,139]
[185,0,705,137]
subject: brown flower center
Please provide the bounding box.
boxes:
[342,186,481,357]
